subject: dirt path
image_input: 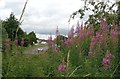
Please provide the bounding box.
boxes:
[23,46,48,54]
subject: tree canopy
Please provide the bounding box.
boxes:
[27,31,37,45]
[70,0,119,26]
[2,13,37,47]
[2,13,24,41]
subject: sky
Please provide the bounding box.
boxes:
[0,0,118,39]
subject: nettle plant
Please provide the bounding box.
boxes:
[47,17,119,77]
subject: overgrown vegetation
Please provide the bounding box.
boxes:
[2,0,120,78]
[2,13,37,47]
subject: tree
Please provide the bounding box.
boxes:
[27,31,37,45]
[2,13,24,41]
[70,0,118,26]
[23,35,29,47]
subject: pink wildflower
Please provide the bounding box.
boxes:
[64,38,72,46]
[111,30,118,37]
[5,38,10,49]
[102,57,110,66]
[21,38,24,46]
[102,57,111,70]
[106,50,112,59]
[112,24,118,30]
[54,47,59,52]
[100,17,109,32]
[106,58,110,65]
[88,36,96,56]
[58,56,66,72]
[58,64,66,72]
[102,58,107,65]
[87,27,94,36]
[68,26,74,38]
[96,32,103,43]
[14,37,18,46]
[48,34,52,48]
[102,50,113,69]
[76,22,81,33]
[78,33,83,39]
[64,39,68,46]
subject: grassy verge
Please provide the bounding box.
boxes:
[0,53,2,77]
[2,51,62,77]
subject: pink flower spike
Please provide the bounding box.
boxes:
[106,50,112,59]
[106,58,110,65]
[64,39,68,46]
[76,21,81,33]
[111,30,118,37]
[54,47,59,52]
[102,57,111,69]
[79,33,84,39]
[5,38,10,49]
[58,64,66,72]
[96,32,103,43]
[91,36,96,43]
[102,58,107,65]
[15,38,18,46]
[68,26,74,38]
[64,37,72,46]
[48,34,53,48]
[21,38,24,46]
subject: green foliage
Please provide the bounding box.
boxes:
[2,13,38,47]
[1,20,7,52]
[2,51,63,77]
[55,35,67,49]
[2,13,24,41]
[81,37,91,56]
[23,35,29,47]
[69,45,80,67]
[2,1,120,77]
[3,54,45,77]
[117,1,120,25]
[27,31,37,45]
[70,1,118,26]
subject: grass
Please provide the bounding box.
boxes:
[2,50,62,77]
[1,31,119,77]
[0,53,2,77]
[3,51,119,77]
[0,37,2,77]
[2,46,119,77]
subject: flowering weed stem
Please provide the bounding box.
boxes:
[83,74,91,77]
[67,50,70,69]
[111,61,120,77]
[69,65,81,77]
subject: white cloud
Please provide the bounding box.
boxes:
[0,8,13,19]
[0,0,5,8]
[36,33,56,40]
[3,0,114,39]
[20,0,85,35]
